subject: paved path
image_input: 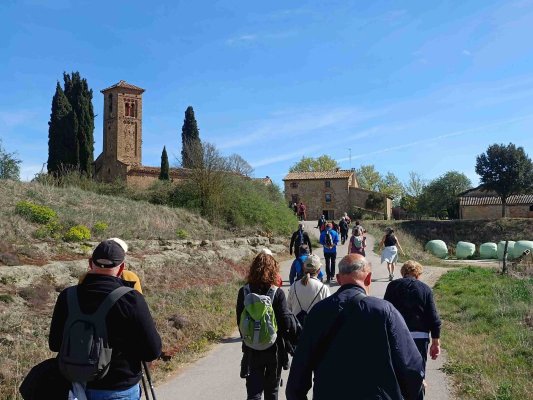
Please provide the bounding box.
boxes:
[157,222,453,399]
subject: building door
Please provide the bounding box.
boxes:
[291,194,299,204]
[323,210,335,220]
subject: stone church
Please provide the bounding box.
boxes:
[93,80,190,187]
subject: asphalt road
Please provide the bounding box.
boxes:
[156,222,452,400]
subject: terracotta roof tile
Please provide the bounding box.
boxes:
[459,194,533,206]
[283,170,354,180]
[101,80,145,93]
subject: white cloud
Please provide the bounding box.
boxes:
[462,49,472,56]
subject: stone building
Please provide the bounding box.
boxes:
[458,186,533,219]
[283,170,392,220]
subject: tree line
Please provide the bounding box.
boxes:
[289,143,533,219]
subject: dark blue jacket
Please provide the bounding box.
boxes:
[286,284,424,400]
[319,228,339,254]
[384,277,441,338]
[289,255,324,285]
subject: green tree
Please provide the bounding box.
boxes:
[475,143,533,217]
[0,139,21,180]
[181,106,203,168]
[48,82,79,174]
[159,146,170,180]
[419,171,472,219]
[289,155,339,172]
[63,72,94,175]
[355,164,382,191]
[401,171,427,217]
[378,172,404,207]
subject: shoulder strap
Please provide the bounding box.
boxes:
[266,286,277,301]
[243,284,250,297]
[311,291,366,369]
[306,283,325,312]
[294,284,303,311]
[93,286,134,322]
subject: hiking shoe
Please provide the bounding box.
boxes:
[388,274,393,282]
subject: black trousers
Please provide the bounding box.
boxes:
[414,338,429,400]
[324,252,336,280]
[245,349,282,400]
[340,230,348,244]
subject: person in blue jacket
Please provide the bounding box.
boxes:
[289,245,324,285]
[319,223,340,283]
[286,254,424,400]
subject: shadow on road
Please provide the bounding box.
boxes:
[220,337,241,344]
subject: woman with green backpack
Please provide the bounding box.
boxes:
[236,250,294,400]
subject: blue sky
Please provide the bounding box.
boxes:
[1,0,533,188]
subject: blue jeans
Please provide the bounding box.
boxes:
[86,384,141,400]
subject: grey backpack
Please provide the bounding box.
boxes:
[58,286,133,382]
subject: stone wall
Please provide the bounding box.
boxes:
[349,188,392,219]
[461,204,533,219]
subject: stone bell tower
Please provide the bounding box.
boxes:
[101,80,144,166]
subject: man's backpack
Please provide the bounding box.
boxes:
[58,286,134,383]
[325,230,333,247]
[239,285,278,350]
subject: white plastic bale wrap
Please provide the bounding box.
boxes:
[425,240,448,259]
[497,241,516,260]
[511,240,533,259]
[456,241,476,259]
[479,243,497,259]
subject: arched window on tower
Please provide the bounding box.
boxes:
[131,101,136,118]
[125,102,130,117]
[108,93,113,114]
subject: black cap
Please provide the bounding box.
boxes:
[91,240,126,268]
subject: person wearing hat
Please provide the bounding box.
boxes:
[49,240,162,400]
[379,227,405,281]
[289,222,313,259]
[288,254,330,320]
[289,245,324,285]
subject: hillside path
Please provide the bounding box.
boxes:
[156,221,453,399]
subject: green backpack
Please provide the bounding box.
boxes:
[239,285,278,350]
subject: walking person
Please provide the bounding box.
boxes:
[49,239,162,400]
[287,254,330,326]
[285,254,424,400]
[319,223,339,283]
[297,202,307,221]
[379,227,405,281]
[237,251,294,400]
[289,245,324,285]
[338,216,349,245]
[348,225,366,256]
[289,222,312,259]
[316,215,327,232]
[384,260,442,400]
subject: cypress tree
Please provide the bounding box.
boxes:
[64,72,95,176]
[48,82,79,174]
[181,106,203,168]
[159,146,170,180]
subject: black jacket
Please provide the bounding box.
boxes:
[289,230,312,257]
[49,274,162,390]
[384,277,441,338]
[286,284,424,400]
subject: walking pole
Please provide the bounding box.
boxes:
[141,370,150,400]
[143,361,158,400]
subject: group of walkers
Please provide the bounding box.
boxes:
[236,218,441,400]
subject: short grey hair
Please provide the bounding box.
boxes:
[338,255,369,275]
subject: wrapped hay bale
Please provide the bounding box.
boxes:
[456,241,475,259]
[511,240,533,259]
[479,242,497,259]
[425,240,448,259]
[497,241,516,260]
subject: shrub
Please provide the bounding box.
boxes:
[176,229,189,239]
[15,201,57,224]
[92,221,109,235]
[33,220,64,240]
[64,225,91,242]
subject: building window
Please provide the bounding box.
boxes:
[125,102,130,117]
[325,193,332,203]
[290,182,298,188]
[530,205,533,211]
[108,93,113,114]
[325,180,331,188]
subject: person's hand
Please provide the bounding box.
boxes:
[422,379,427,389]
[430,343,441,360]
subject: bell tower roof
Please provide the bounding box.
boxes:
[101,80,145,93]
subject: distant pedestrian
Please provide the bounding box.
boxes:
[289,245,324,285]
[343,212,351,225]
[316,215,327,232]
[237,251,294,400]
[297,202,307,221]
[353,220,365,234]
[292,202,298,215]
[289,222,312,259]
[349,226,366,256]
[285,254,424,400]
[338,216,349,245]
[384,260,442,400]
[379,227,405,281]
[287,254,330,327]
[319,223,339,283]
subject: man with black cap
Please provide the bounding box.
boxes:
[49,239,162,400]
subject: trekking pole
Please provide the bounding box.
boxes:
[141,371,150,400]
[143,361,158,400]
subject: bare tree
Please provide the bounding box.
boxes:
[226,153,254,177]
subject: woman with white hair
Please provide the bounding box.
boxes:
[288,254,330,326]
